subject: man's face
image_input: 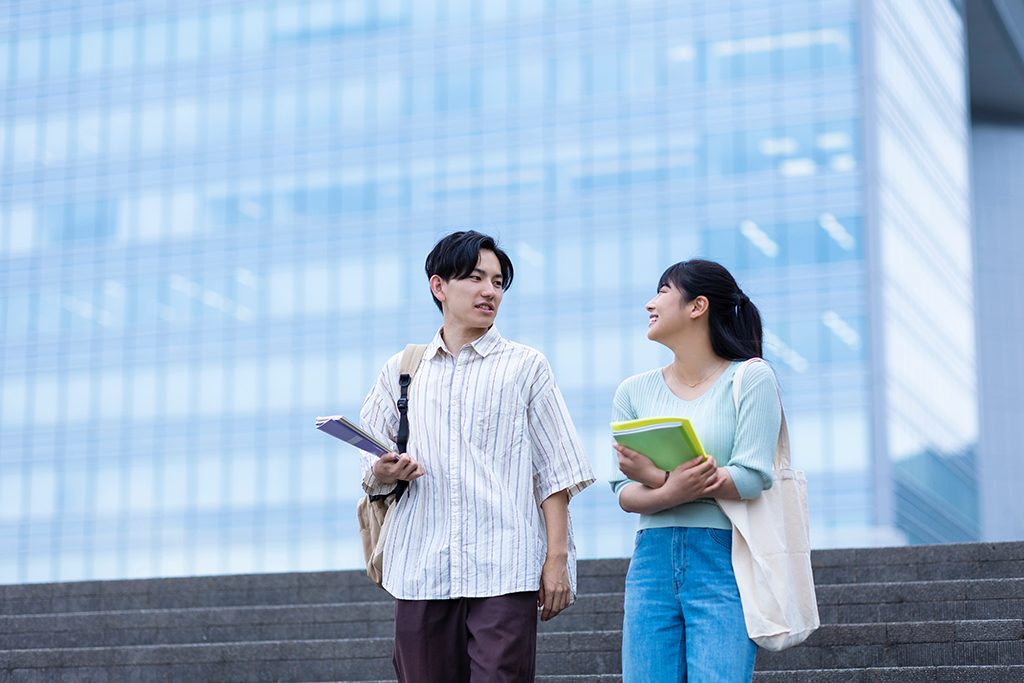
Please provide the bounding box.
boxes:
[434,249,504,328]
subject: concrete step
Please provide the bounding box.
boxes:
[4,542,1022,617]
[6,577,1024,650]
[0,562,628,617]
[822,591,1024,624]
[0,593,625,649]
[6,576,1023,650]
[0,631,624,682]
[815,577,1024,623]
[339,679,624,683]
[756,619,1024,671]
[753,666,1024,682]
[810,542,1024,585]
[6,620,1019,680]
[0,570,390,617]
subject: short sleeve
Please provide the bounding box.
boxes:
[526,357,595,503]
[358,352,402,496]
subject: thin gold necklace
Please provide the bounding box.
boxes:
[670,360,726,388]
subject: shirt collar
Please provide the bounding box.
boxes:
[424,325,504,360]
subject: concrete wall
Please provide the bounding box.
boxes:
[971,121,1024,541]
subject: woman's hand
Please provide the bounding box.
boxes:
[615,444,667,489]
[707,466,742,500]
[371,452,425,484]
[659,455,720,506]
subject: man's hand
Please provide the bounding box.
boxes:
[614,444,666,489]
[371,452,425,484]
[538,553,571,622]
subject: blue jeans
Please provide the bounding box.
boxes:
[622,527,756,683]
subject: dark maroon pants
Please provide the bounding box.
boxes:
[393,591,539,683]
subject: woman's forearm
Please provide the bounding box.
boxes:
[618,482,674,515]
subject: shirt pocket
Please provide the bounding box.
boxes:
[460,382,524,459]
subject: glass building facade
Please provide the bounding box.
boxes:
[0,0,975,583]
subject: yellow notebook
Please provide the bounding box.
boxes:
[611,417,706,472]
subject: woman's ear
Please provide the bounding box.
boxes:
[690,295,710,319]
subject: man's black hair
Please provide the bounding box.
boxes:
[424,230,515,312]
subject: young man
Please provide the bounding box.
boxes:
[359,230,594,682]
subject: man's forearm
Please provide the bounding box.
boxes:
[541,490,569,558]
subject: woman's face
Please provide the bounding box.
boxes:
[645,282,688,342]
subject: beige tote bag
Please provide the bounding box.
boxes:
[717,358,820,651]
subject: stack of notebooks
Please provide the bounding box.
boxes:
[610,417,706,470]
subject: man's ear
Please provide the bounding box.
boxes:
[690,295,710,319]
[429,274,447,304]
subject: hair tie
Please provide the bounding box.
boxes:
[734,292,748,317]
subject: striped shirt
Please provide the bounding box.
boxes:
[609,360,780,530]
[359,326,595,600]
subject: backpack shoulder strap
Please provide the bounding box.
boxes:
[399,344,429,378]
[390,344,429,502]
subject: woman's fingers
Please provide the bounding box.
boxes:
[614,444,645,460]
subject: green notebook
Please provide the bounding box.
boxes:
[611,417,706,471]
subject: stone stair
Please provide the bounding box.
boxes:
[1,542,1022,682]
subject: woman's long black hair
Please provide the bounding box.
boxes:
[658,259,763,360]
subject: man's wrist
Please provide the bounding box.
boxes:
[545,549,568,563]
[371,460,397,485]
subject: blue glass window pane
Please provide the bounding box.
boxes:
[16,36,42,82]
[340,78,367,128]
[77,30,105,74]
[241,7,268,51]
[47,33,74,78]
[176,16,202,61]
[591,50,618,96]
[0,41,9,84]
[481,63,508,110]
[555,54,582,104]
[517,57,544,106]
[209,10,236,57]
[110,25,137,69]
[625,42,658,94]
[143,21,169,67]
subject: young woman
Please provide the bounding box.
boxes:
[610,259,782,683]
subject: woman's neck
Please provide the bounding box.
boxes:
[667,341,725,388]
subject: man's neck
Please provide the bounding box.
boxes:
[441,322,490,355]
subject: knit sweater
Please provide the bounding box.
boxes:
[609,360,781,530]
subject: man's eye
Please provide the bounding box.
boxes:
[494,281,503,288]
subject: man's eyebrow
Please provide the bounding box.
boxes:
[472,267,502,279]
